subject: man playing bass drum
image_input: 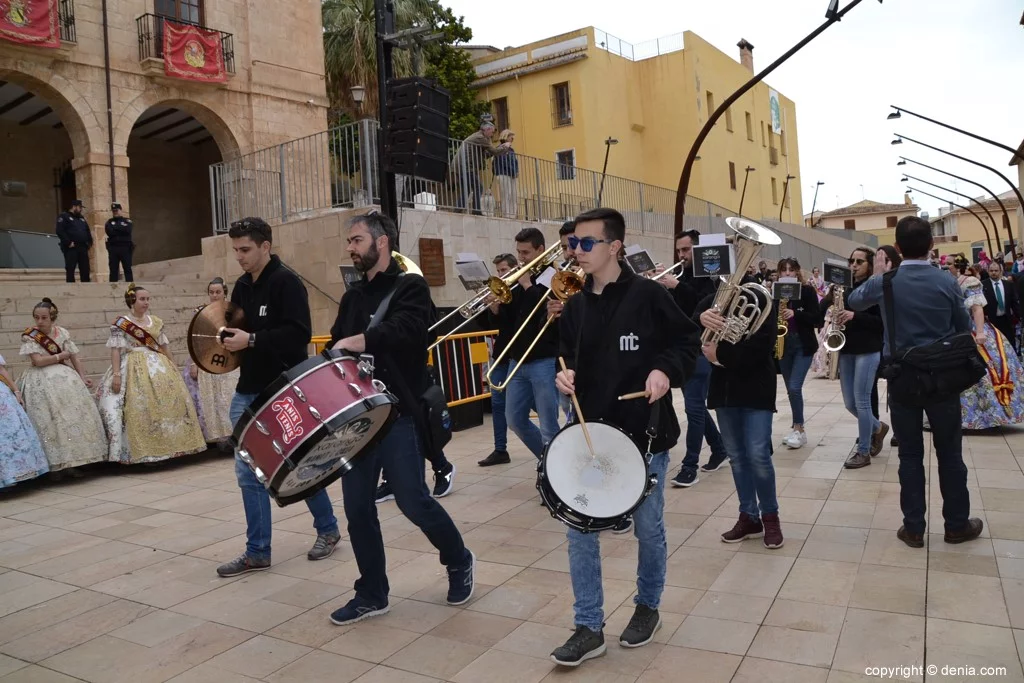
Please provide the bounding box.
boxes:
[551,208,699,667]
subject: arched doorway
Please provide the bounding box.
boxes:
[126,102,236,263]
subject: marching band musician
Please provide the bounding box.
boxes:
[652,230,730,487]
[478,252,520,467]
[698,283,785,550]
[216,217,342,578]
[327,212,475,625]
[551,208,699,667]
[774,258,820,450]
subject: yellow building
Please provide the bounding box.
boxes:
[470,28,802,224]
[928,192,1022,260]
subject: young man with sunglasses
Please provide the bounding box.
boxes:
[551,208,699,667]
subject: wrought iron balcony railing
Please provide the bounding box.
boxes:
[136,13,235,74]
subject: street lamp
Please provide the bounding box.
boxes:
[902,172,996,255]
[897,156,1010,255]
[350,85,366,115]
[673,0,882,235]
[597,137,619,208]
[780,174,796,221]
[892,133,1022,257]
[906,185,992,254]
[738,166,756,216]
[810,180,825,227]
[888,105,1020,161]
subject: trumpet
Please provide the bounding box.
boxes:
[428,243,563,352]
[824,286,846,380]
[701,217,782,345]
[486,257,585,392]
[775,298,789,360]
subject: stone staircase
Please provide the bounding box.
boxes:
[0,279,209,383]
[132,255,206,283]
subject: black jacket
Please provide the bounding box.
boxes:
[775,283,820,356]
[329,259,432,417]
[820,278,882,356]
[55,212,91,250]
[697,289,778,412]
[505,275,558,362]
[231,255,312,394]
[667,266,719,318]
[485,287,524,360]
[104,217,134,246]
[983,277,1019,324]
[560,268,699,454]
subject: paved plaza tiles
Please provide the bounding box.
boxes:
[1,378,1024,682]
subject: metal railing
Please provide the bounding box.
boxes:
[58,0,76,43]
[593,29,684,62]
[136,13,235,74]
[209,118,743,238]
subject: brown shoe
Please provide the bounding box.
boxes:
[944,518,984,544]
[762,513,784,549]
[844,452,871,469]
[897,526,924,548]
[721,513,763,543]
[870,422,890,457]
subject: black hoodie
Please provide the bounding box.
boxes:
[819,278,883,356]
[329,259,432,417]
[559,268,699,454]
[504,274,559,362]
[231,255,312,394]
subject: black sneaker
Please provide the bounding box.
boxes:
[611,517,633,535]
[446,550,475,605]
[619,604,662,647]
[433,463,456,498]
[671,467,699,488]
[216,554,270,577]
[478,450,511,466]
[551,626,606,667]
[375,480,394,503]
[700,453,729,472]
[329,596,390,626]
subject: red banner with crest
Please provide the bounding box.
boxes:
[162,20,227,84]
[0,0,60,48]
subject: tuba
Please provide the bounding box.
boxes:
[701,217,782,345]
[392,251,423,276]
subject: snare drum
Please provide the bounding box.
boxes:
[537,421,658,533]
[233,350,398,506]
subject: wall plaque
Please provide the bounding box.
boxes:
[418,237,446,286]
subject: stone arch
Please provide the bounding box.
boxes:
[0,62,102,160]
[114,90,245,159]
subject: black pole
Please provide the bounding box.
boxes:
[597,140,612,207]
[738,167,753,216]
[895,133,1020,258]
[890,105,1021,161]
[899,156,1010,258]
[902,172,996,255]
[101,0,115,202]
[906,185,991,255]
[374,0,397,239]
[674,0,875,234]
[810,182,823,227]
[779,175,795,222]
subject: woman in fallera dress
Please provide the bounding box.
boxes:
[18,298,108,479]
[182,278,239,447]
[0,354,49,487]
[96,284,206,464]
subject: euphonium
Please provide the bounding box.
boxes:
[775,298,789,360]
[701,217,783,345]
[392,251,423,276]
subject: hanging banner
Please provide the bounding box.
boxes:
[163,20,228,84]
[0,0,60,49]
[769,89,782,134]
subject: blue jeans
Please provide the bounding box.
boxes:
[778,341,813,426]
[716,408,778,518]
[489,360,510,451]
[839,353,881,455]
[342,416,470,605]
[681,356,727,469]
[505,357,560,459]
[567,451,669,630]
[230,392,338,562]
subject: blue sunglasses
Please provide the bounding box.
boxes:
[568,236,612,252]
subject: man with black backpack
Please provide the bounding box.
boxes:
[847,216,984,549]
[327,212,475,625]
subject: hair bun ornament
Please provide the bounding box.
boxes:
[124,282,138,309]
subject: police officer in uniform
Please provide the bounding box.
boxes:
[55,199,92,283]
[105,203,134,282]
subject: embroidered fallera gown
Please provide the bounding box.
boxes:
[182,357,238,443]
[0,354,49,487]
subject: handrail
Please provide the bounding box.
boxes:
[136,13,236,73]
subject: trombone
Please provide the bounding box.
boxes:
[486,257,585,392]
[428,242,564,352]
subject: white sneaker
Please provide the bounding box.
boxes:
[784,430,807,449]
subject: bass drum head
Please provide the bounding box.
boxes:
[545,422,648,520]
[272,398,396,504]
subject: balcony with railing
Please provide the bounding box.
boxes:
[136,13,235,81]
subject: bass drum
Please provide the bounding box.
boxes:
[537,421,657,533]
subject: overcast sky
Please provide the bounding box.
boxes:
[443,0,1024,218]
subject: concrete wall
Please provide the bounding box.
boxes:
[0,120,73,232]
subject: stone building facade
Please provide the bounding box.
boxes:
[0,0,329,271]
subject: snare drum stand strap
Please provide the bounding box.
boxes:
[644,400,661,463]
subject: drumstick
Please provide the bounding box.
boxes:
[618,390,651,401]
[558,357,596,460]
